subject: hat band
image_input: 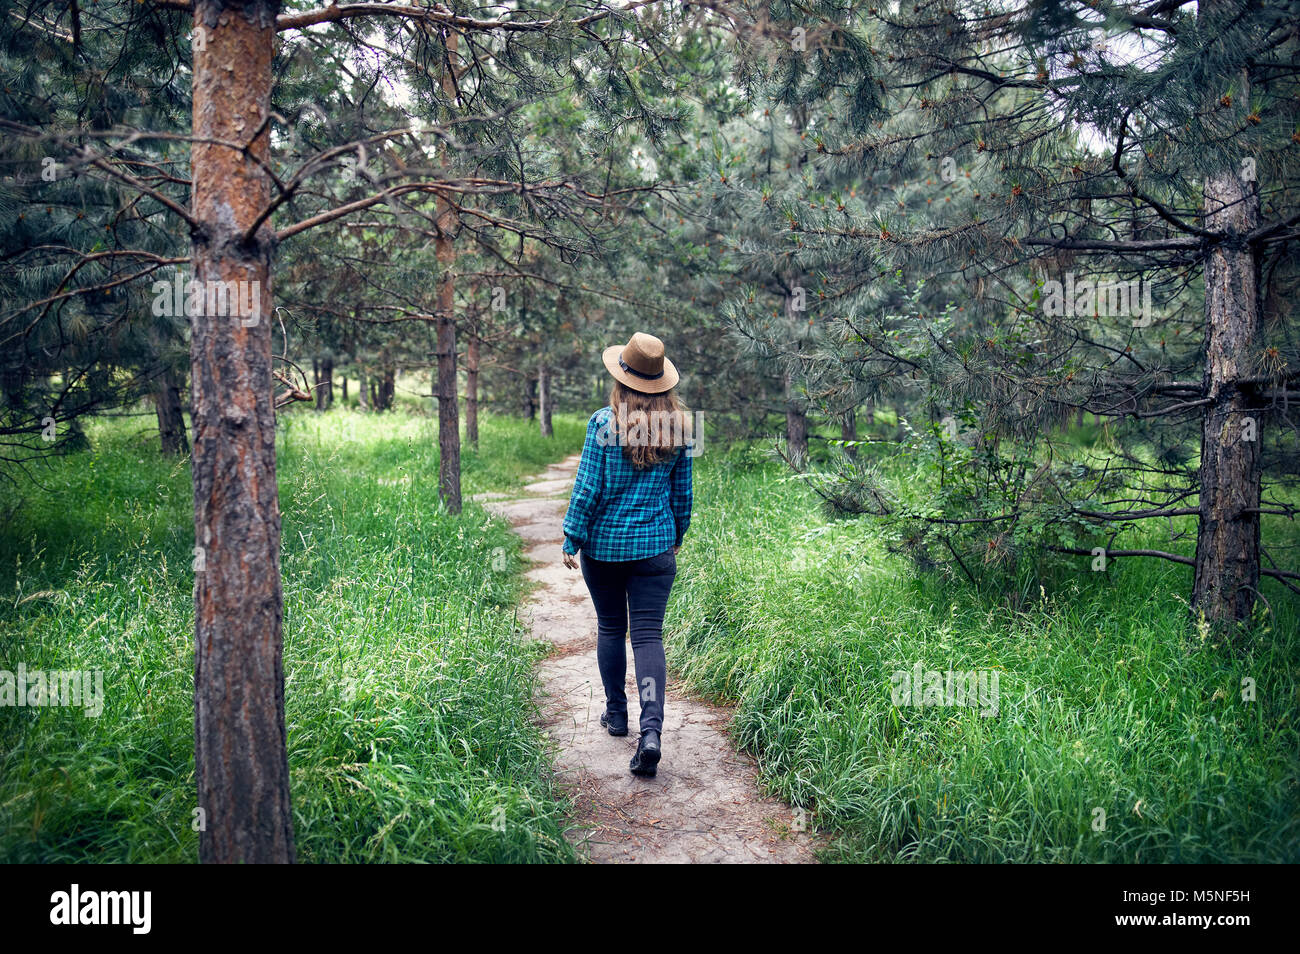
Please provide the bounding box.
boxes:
[619,355,664,381]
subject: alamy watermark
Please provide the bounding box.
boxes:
[50,884,150,934]
[151,270,261,326]
[891,662,999,717]
[598,403,705,457]
[1,664,104,716]
[1040,273,1156,327]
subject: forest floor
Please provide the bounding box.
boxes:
[481,455,818,863]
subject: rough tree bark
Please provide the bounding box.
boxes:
[154,366,189,456]
[434,28,461,513]
[358,366,369,411]
[435,295,460,510]
[1190,165,1262,626]
[189,0,294,864]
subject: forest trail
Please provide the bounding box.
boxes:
[479,455,818,863]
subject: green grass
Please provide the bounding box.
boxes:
[0,407,584,862]
[666,448,1300,863]
[7,402,1295,864]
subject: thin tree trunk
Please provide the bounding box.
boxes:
[784,369,807,467]
[435,29,461,514]
[523,375,536,420]
[358,366,369,411]
[190,0,293,865]
[538,362,552,437]
[154,366,189,456]
[341,374,347,404]
[1191,165,1262,626]
[466,329,479,448]
[316,355,333,411]
[435,302,460,510]
[542,382,554,436]
[841,408,857,459]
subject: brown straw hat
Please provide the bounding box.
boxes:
[601,332,680,394]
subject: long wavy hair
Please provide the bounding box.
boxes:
[608,381,692,470]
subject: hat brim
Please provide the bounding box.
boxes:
[602,345,679,394]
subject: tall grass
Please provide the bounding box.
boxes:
[666,448,1300,863]
[0,407,584,862]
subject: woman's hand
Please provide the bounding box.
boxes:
[673,545,681,555]
[562,549,579,570]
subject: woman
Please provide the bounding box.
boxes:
[561,332,693,778]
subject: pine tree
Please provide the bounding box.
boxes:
[715,0,1300,624]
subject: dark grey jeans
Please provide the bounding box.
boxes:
[579,548,676,734]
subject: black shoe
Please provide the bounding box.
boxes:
[599,710,628,736]
[629,729,661,777]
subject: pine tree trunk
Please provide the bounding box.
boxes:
[784,369,807,467]
[1190,166,1262,626]
[189,0,293,865]
[523,375,536,420]
[435,299,460,511]
[358,366,369,411]
[538,362,552,437]
[841,408,857,459]
[378,365,394,411]
[434,30,461,514]
[341,374,347,404]
[466,330,479,448]
[154,366,189,456]
[316,355,333,411]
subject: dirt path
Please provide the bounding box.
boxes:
[480,455,818,863]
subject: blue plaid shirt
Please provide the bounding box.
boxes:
[562,406,693,561]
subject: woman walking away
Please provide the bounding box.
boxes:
[561,332,694,778]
